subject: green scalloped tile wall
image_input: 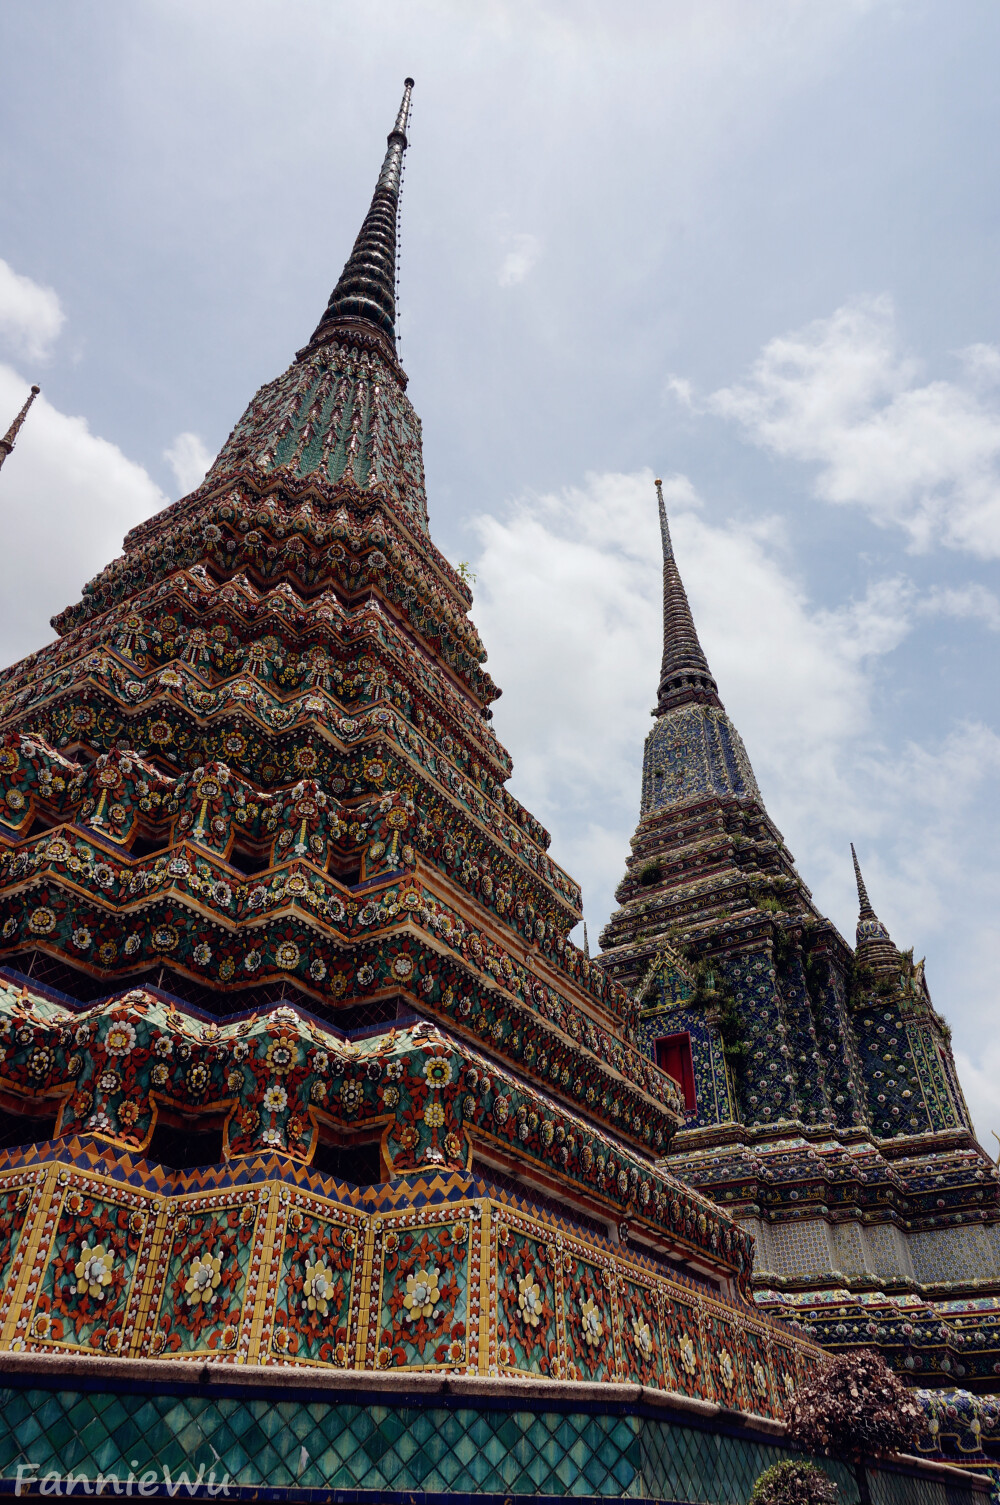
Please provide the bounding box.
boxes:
[0,1383,985,1505]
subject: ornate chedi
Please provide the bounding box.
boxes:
[0,80,877,1505]
[599,480,1000,1408]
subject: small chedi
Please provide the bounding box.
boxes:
[0,78,877,1505]
[599,480,1000,1419]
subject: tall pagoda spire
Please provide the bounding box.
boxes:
[851,842,898,974]
[187,78,430,531]
[308,77,414,358]
[0,384,39,475]
[851,841,878,922]
[654,478,720,714]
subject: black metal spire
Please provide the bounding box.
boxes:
[851,842,879,924]
[654,478,721,715]
[0,385,40,476]
[309,78,414,358]
[850,843,898,974]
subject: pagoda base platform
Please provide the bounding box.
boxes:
[0,1354,990,1505]
[664,1128,1000,1387]
[0,1138,810,1400]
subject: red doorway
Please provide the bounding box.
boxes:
[655,1032,696,1112]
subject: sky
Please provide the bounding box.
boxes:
[2,0,1000,1143]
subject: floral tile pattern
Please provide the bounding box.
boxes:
[153,1195,258,1356]
[0,1136,824,1410]
[376,1217,472,1369]
[272,1203,358,1365]
[26,1186,146,1355]
[495,1224,559,1378]
[618,1274,663,1390]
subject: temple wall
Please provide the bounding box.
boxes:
[0,1357,988,1505]
[744,1212,1000,1289]
[0,1139,817,1409]
[0,1360,987,1505]
[908,1223,1000,1285]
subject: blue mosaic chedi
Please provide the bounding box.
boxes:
[599,480,1000,1414]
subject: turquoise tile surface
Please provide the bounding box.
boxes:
[0,1382,984,1504]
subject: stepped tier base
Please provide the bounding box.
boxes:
[664,1128,1000,1388]
[0,1354,990,1505]
[0,1136,804,1393]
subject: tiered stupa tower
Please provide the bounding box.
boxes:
[0,83,837,1503]
[600,480,1000,1393]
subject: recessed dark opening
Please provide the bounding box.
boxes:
[146,1119,224,1169]
[656,1031,697,1113]
[22,815,54,841]
[0,1102,58,1151]
[130,833,171,860]
[311,1139,383,1187]
[227,845,271,876]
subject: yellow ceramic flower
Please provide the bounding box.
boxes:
[74,1243,113,1299]
[632,1318,654,1360]
[678,1334,698,1375]
[266,1035,298,1074]
[753,1362,768,1397]
[718,1349,735,1389]
[185,1252,222,1306]
[424,1058,452,1088]
[580,1297,603,1346]
[517,1274,543,1327]
[403,1265,440,1321]
[302,1262,335,1316]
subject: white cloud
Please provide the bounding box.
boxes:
[922,582,1000,631]
[954,1048,1000,1151]
[472,467,905,937]
[0,364,167,666]
[956,343,1000,387]
[164,431,214,495]
[0,260,65,364]
[498,233,541,288]
[698,297,1000,558]
[472,467,1000,1145]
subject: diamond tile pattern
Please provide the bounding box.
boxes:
[0,1383,985,1504]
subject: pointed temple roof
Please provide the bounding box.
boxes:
[654,478,720,715]
[630,480,759,822]
[308,77,414,358]
[0,384,40,475]
[168,78,431,535]
[851,842,899,974]
[851,841,881,927]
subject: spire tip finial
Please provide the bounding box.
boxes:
[0,382,41,475]
[653,471,719,713]
[851,842,875,918]
[309,78,415,357]
[850,841,896,955]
